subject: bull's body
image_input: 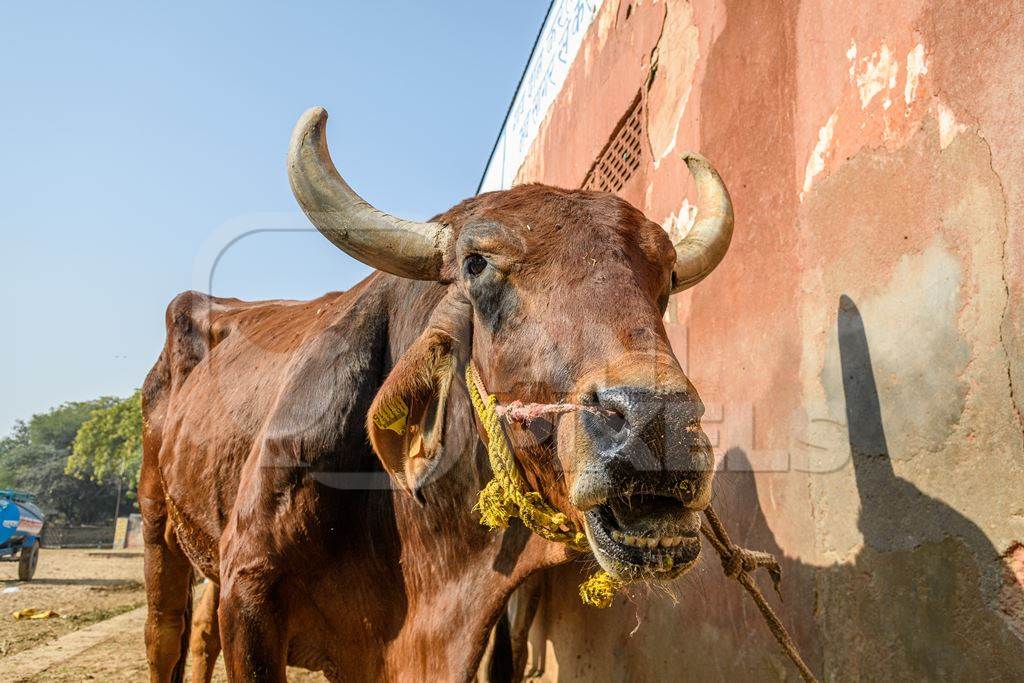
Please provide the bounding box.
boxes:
[142,274,565,681]
[142,108,734,682]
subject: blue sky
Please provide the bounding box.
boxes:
[0,1,548,434]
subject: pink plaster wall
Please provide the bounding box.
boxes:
[509,0,1024,678]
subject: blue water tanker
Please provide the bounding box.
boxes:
[0,490,44,580]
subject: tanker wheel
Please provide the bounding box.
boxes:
[18,544,39,581]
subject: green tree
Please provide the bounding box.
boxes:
[0,399,122,524]
[28,398,118,453]
[67,391,142,491]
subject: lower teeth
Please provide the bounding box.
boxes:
[610,530,682,549]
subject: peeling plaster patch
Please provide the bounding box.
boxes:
[998,542,1024,640]
[855,44,899,109]
[846,40,857,81]
[801,110,838,200]
[595,1,616,43]
[905,43,928,105]
[661,198,696,243]
[822,238,967,460]
[647,1,699,167]
[938,100,967,149]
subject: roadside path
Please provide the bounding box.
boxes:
[4,601,328,681]
[5,605,147,681]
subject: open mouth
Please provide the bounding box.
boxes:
[584,493,701,581]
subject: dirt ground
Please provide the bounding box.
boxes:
[0,548,146,659]
[0,548,327,681]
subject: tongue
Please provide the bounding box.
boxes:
[609,495,694,536]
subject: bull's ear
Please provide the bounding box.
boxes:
[367,292,469,496]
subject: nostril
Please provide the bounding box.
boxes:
[593,388,633,435]
[581,390,627,435]
[605,410,626,433]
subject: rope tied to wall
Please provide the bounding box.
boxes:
[465,363,818,680]
[700,506,817,682]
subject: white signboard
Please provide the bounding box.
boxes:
[479,0,603,192]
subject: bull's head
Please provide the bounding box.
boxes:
[288,108,732,584]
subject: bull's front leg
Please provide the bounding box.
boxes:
[217,464,292,682]
[218,533,287,682]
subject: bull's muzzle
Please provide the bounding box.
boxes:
[571,386,715,581]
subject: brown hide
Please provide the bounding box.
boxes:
[142,275,571,681]
[142,182,708,681]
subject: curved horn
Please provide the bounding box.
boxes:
[288,107,450,280]
[671,153,734,293]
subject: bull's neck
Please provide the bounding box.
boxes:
[369,274,568,680]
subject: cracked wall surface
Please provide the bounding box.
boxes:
[505,0,1024,679]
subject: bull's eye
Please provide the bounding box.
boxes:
[464,254,488,277]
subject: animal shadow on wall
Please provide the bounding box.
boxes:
[508,296,1023,681]
[811,294,1024,678]
[712,295,1024,680]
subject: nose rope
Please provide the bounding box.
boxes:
[496,399,614,424]
[465,362,622,608]
[464,363,818,681]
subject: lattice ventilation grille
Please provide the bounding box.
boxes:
[581,94,646,193]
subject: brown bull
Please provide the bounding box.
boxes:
[141,107,733,682]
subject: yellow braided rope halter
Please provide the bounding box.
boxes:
[465,365,818,678]
[465,364,623,607]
